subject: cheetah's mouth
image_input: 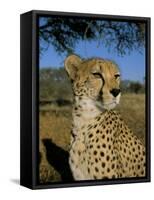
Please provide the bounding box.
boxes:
[95,93,121,110]
[95,100,117,110]
[103,94,121,109]
[103,101,118,109]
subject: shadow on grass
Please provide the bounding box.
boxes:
[42,139,74,182]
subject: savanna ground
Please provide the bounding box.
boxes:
[39,93,145,183]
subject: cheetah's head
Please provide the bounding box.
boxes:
[65,55,121,110]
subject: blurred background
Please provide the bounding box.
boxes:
[39,16,146,183]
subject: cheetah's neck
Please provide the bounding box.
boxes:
[72,96,105,135]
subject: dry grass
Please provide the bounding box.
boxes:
[117,93,145,143]
[39,93,145,183]
[39,107,72,183]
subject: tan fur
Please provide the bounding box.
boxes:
[65,55,145,180]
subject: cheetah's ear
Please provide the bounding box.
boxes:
[64,55,82,80]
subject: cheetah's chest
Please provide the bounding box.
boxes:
[69,113,118,180]
[69,109,145,180]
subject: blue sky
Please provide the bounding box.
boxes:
[39,19,145,83]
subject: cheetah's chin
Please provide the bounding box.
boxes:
[103,102,118,110]
[95,100,118,111]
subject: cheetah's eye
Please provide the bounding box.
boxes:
[114,74,120,79]
[92,72,102,79]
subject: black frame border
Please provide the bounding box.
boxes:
[20,10,151,189]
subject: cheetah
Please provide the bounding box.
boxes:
[64,55,145,180]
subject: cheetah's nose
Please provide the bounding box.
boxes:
[110,89,121,97]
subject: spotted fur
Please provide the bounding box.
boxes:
[65,55,145,180]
